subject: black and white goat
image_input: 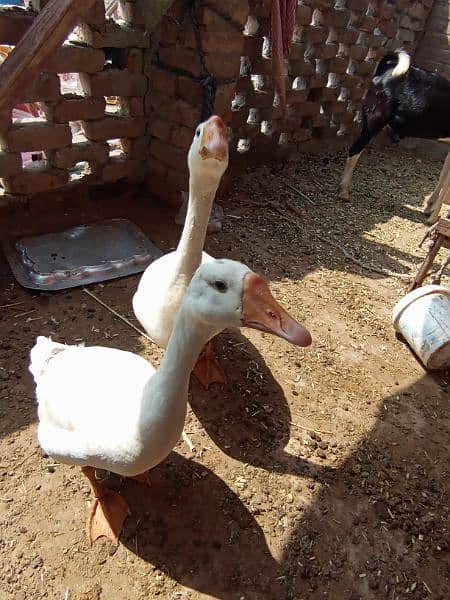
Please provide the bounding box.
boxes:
[339,50,450,224]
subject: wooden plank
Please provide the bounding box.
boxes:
[437,218,450,237]
[0,8,36,46]
[0,0,95,113]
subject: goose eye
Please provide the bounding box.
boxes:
[214,280,227,293]
[195,128,200,138]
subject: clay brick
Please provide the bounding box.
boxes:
[202,0,248,25]
[148,66,177,96]
[328,57,347,74]
[126,48,143,73]
[124,97,144,117]
[146,172,183,209]
[0,152,22,177]
[320,87,339,101]
[2,165,69,194]
[247,91,275,109]
[201,30,244,55]
[43,97,106,123]
[346,0,368,11]
[309,43,338,60]
[166,166,188,191]
[309,74,327,88]
[83,117,146,141]
[243,35,263,56]
[296,5,312,26]
[118,0,145,26]
[408,2,426,21]
[1,122,71,152]
[170,125,193,151]
[289,42,306,61]
[147,156,167,180]
[102,157,144,182]
[45,44,105,74]
[176,76,203,106]
[158,15,179,46]
[214,83,237,118]
[378,3,396,20]
[80,70,147,97]
[341,28,359,44]
[21,73,60,103]
[291,59,315,77]
[349,46,368,61]
[50,141,109,169]
[286,89,309,104]
[120,136,149,157]
[75,22,149,48]
[397,28,415,43]
[301,25,328,44]
[199,5,247,29]
[149,138,187,172]
[295,102,321,117]
[145,93,200,128]
[158,46,203,78]
[377,20,397,38]
[148,118,172,141]
[84,0,106,26]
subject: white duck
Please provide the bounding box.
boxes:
[133,115,229,389]
[30,259,312,544]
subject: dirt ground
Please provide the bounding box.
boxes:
[0,144,449,600]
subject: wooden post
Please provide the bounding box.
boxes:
[0,0,95,113]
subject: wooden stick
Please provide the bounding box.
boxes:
[0,300,25,309]
[284,181,315,205]
[0,0,95,112]
[290,422,333,436]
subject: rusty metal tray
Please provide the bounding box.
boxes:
[2,218,163,290]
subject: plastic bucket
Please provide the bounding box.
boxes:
[392,284,450,370]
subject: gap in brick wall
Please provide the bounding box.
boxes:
[105,96,121,115]
[21,151,46,169]
[12,103,45,124]
[58,73,83,96]
[107,139,126,158]
[68,161,90,183]
[237,139,250,153]
[69,121,87,143]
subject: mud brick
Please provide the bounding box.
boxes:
[309,43,338,60]
[313,0,334,9]
[146,95,201,129]
[349,46,368,61]
[317,8,350,28]
[148,118,172,142]
[320,87,340,101]
[201,30,245,55]
[309,74,327,88]
[1,122,71,152]
[120,136,150,157]
[291,59,315,77]
[80,70,147,97]
[366,34,384,48]
[291,127,313,142]
[342,73,360,87]
[378,20,397,38]
[166,166,188,191]
[146,172,183,208]
[400,15,412,29]
[149,138,187,171]
[148,66,177,96]
[83,117,145,141]
[339,27,359,45]
[289,42,306,61]
[158,15,179,46]
[43,97,106,123]
[45,44,105,74]
[147,156,167,179]
[199,5,247,30]
[0,152,22,177]
[75,22,149,49]
[243,35,263,56]
[359,15,378,33]
[126,49,144,73]
[0,109,10,134]
[205,53,241,80]
[214,83,237,118]
[176,76,203,106]
[2,165,69,194]
[118,0,145,26]
[21,73,60,103]
[247,91,275,109]
[346,0,367,11]
[296,102,321,117]
[354,60,375,76]
[84,0,106,26]
[159,46,203,78]
[409,18,427,32]
[301,25,328,44]
[286,89,309,104]
[296,5,312,26]
[51,141,109,169]
[123,97,144,117]
[311,113,330,128]
[235,76,253,94]
[378,3,396,19]
[397,28,415,43]
[335,110,355,124]
[409,2,427,20]
[328,57,348,74]
[102,157,144,182]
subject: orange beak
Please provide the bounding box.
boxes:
[241,272,312,347]
[199,115,228,162]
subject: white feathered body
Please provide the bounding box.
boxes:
[133,250,213,348]
[30,336,187,476]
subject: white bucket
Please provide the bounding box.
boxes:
[392,284,450,370]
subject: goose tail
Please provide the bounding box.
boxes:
[29,336,67,382]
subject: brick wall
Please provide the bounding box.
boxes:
[415,0,450,78]
[0,1,439,208]
[0,0,149,204]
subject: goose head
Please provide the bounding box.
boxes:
[185,259,312,346]
[188,115,229,183]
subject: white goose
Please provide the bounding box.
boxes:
[30,259,312,544]
[133,115,229,389]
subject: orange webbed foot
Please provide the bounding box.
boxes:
[192,341,227,390]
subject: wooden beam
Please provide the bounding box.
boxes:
[0,0,95,112]
[0,7,36,46]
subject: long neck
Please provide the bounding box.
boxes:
[175,173,220,276]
